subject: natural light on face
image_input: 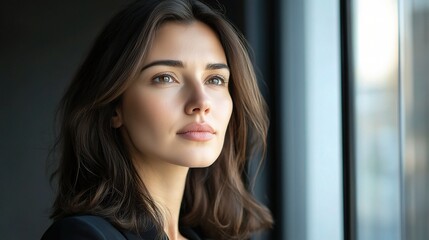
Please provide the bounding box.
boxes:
[113,21,233,169]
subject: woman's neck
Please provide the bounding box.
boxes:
[133,158,189,240]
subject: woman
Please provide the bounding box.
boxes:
[42,0,273,239]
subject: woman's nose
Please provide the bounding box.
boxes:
[184,84,211,115]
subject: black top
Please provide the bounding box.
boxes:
[41,215,203,240]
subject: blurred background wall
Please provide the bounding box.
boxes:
[0,1,137,238]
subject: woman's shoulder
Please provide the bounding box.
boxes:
[41,214,204,240]
[41,215,129,240]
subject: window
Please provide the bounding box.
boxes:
[241,0,429,239]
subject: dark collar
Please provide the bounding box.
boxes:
[44,214,204,240]
[121,223,203,240]
[122,227,202,240]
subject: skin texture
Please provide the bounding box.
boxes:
[112,21,233,240]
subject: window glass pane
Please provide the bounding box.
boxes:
[351,0,402,239]
[401,0,429,239]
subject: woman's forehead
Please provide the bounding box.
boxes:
[143,21,227,65]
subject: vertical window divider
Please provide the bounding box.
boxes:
[397,0,406,239]
[340,0,357,239]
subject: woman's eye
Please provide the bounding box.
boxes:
[152,74,175,84]
[206,76,227,86]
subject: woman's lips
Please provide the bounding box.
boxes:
[177,123,215,141]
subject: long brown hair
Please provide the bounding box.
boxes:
[50,0,273,239]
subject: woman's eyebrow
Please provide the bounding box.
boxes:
[206,63,229,71]
[141,60,184,71]
[141,60,229,72]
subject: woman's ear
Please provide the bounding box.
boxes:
[111,106,123,128]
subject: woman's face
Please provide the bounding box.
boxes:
[114,21,233,168]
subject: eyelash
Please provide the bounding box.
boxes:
[151,73,228,86]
